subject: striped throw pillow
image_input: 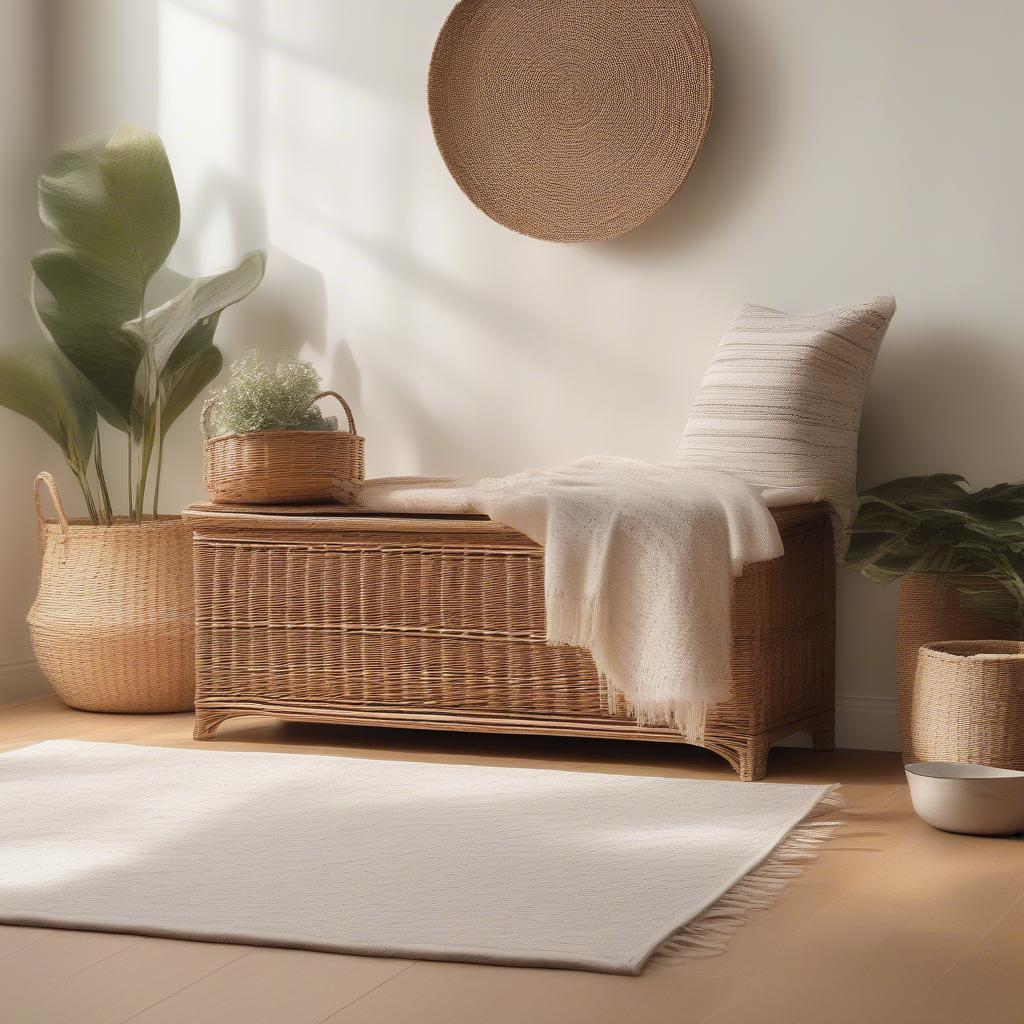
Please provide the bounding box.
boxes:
[676,295,896,554]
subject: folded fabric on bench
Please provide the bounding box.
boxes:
[355,457,782,735]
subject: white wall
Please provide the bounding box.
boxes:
[0,0,55,704]
[10,0,1024,745]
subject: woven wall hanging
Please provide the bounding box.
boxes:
[428,0,713,243]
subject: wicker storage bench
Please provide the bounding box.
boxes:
[183,502,835,781]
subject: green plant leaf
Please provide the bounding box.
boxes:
[862,474,969,502]
[964,500,1024,523]
[844,531,905,567]
[158,314,223,438]
[850,472,1024,631]
[32,248,139,324]
[32,290,144,430]
[32,125,265,521]
[963,481,1024,504]
[848,503,917,535]
[37,126,179,297]
[95,125,181,284]
[34,126,180,431]
[0,343,97,469]
[125,251,266,372]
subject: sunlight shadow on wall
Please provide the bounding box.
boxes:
[166,0,446,103]
[600,0,782,264]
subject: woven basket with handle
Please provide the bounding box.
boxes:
[202,391,365,504]
[26,472,195,713]
[906,641,1024,768]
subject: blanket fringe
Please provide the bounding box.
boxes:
[599,679,707,742]
[546,591,716,740]
[648,785,845,969]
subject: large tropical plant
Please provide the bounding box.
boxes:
[0,125,266,524]
[846,474,1024,632]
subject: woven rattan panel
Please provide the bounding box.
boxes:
[189,504,834,780]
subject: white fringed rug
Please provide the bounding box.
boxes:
[0,741,841,975]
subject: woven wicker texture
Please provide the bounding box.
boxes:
[906,641,1024,769]
[895,574,1016,711]
[202,391,365,504]
[427,0,713,242]
[186,502,835,781]
[27,473,195,713]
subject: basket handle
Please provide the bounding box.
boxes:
[201,397,216,439]
[313,391,357,435]
[201,392,358,437]
[34,471,70,549]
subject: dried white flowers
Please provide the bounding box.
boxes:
[205,352,337,436]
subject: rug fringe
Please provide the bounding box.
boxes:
[649,784,845,968]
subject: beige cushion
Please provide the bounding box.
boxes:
[676,295,896,553]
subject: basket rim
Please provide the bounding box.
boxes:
[39,514,190,532]
[920,640,1024,662]
[204,429,364,443]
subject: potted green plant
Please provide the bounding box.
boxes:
[0,125,266,712]
[201,351,364,505]
[846,474,1023,753]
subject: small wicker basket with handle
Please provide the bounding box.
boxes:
[202,390,365,504]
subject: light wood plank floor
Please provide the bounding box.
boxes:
[1,696,1022,1024]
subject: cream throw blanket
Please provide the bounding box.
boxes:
[356,458,782,736]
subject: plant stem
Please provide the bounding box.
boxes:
[134,415,156,524]
[133,436,144,524]
[73,463,100,525]
[132,327,158,524]
[93,431,113,525]
[151,424,164,519]
[127,440,134,520]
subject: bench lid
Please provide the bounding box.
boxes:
[182,501,508,537]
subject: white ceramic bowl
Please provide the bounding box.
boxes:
[905,762,1024,836]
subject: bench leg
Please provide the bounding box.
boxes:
[193,710,229,741]
[736,737,771,782]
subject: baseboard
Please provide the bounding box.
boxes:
[0,658,50,707]
[777,695,900,752]
[836,695,900,751]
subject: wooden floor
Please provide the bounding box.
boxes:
[1,697,1022,1024]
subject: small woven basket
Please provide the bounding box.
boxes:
[27,472,195,713]
[903,641,1024,769]
[895,574,1016,696]
[202,391,365,504]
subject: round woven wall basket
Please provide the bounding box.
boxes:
[27,473,195,713]
[905,641,1024,769]
[428,0,714,243]
[203,391,365,505]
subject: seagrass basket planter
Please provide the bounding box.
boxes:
[896,574,1016,697]
[202,391,365,504]
[904,641,1024,769]
[26,473,195,713]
